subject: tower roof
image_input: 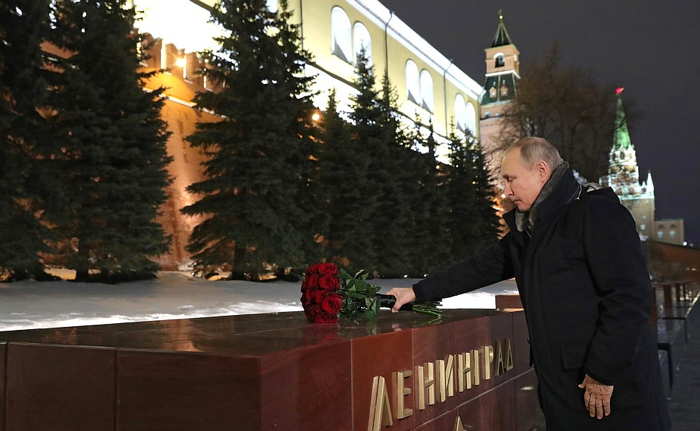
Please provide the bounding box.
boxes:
[612,89,633,151]
[491,10,513,47]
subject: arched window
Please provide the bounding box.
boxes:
[494,53,505,68]
[405,59,420,104]
[331,7,352,62]
[266,0,278,12]
[454,94,467,131]
[465,101,477,135]
[353,22,372,65]
[419,69,434,112]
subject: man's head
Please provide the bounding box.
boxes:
[500,137,563,212]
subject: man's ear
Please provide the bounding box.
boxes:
[536,160,550,183]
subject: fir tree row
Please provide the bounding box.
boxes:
[0,0,499,283]
[1,0,171,282]
[183,0,500,280]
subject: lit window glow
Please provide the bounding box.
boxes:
[419,69,434,112]
[352,22,372,65]
[405,59,420,104]
[331,7,352,62]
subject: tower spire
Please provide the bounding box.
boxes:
[612,89,633,151]
[491,10,513,47]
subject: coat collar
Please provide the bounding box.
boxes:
[504,164,582,235]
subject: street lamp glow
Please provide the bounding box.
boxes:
[175,57,186,68]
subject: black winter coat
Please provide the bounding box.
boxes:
[413,168,671,430]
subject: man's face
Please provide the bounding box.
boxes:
[500,148,550,212]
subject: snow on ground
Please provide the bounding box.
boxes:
[0,271,518,331]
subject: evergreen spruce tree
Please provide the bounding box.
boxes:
[0,0,54,281]
[377,72,414,277]
[445,130,500,261]
[467,133,500,246]
[402,121,430,277]
[47,0,172,282]
[317,90,374,271]
[409,121,451,276]
[349,52,410,277]
[445,131,479,261]
[181,0,318,280]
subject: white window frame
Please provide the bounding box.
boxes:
[331,7,352,63]
[465,101,476,135]
[454,94,467,132]
[352,22,372,65]
[419,69,434,112]
[405,59,420,105]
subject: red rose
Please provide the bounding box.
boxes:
[304,273,320,289]
[318,274,339,291]
[319,263,339,276]
[300,290,312,306]
[310,289,326,304]
[321,293,343,314]
[305,263,322,275]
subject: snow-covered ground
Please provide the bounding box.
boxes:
[0,271,518,331]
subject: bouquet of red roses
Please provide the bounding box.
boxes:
[300,262,441,324]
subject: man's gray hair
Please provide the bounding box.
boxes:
[507,137,563,170]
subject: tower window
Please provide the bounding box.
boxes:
[494,53,505,68]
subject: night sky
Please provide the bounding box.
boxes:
[379,0,700,245]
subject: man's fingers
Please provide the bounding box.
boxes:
[387,289,399,312]
[584,389,590,410]
[587,391,595,417]
[603,397,611,417]
[387,288,415,312]
[595,397,604,419]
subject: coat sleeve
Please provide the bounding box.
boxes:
[582,196,651,386]
[412,232,515,302]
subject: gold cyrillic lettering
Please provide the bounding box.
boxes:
[391,370,413,419]
[472,348,480,386]
[368,376,393,431]
[495,339,506,376]
[505,338,514,371]
[413,362,435,410]
[457,352,472,392]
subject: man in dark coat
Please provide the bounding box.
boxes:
[388,137,671,430]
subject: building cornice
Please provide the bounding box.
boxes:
[347,0,484,101]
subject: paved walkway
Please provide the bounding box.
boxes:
[668,304,700,430]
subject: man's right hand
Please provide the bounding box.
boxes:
[386,287,416,312]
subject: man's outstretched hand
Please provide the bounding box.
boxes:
[386,287,416,312]
[578,374,614,419]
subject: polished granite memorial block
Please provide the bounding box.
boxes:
[0,309,540,431]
